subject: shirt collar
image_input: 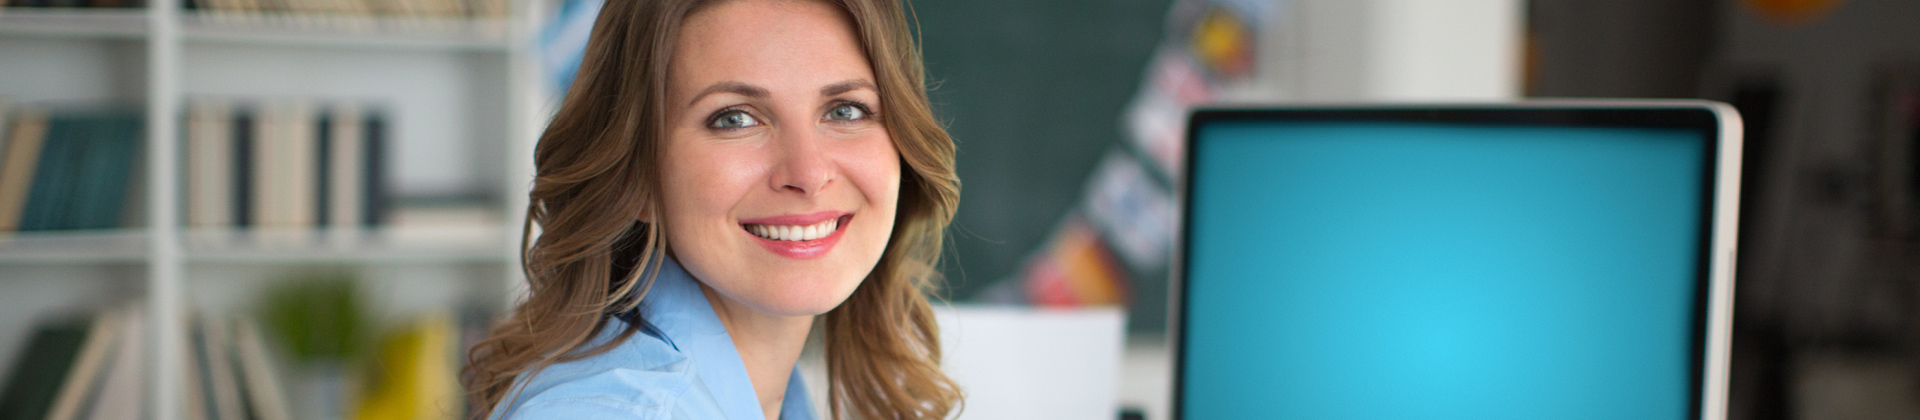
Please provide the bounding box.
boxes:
[634,256,817,420]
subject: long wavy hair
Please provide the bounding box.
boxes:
[461,0,962,418]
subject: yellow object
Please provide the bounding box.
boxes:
[1024,221,1129,307]
[352,312,460,420]
[1191,7,1254,79]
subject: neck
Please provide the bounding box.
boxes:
[699,284,814,420]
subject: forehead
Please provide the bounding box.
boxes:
[670,0,874,97]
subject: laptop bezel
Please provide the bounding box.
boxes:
[1167,101,1743,420]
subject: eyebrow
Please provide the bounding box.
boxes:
[820,79,877,97]
[685,79,878,107]
[687,81,770,106]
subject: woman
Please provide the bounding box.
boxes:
[462,0,963,418]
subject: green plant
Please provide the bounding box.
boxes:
[260,272,368,364]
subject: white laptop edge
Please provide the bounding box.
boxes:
[1702,100,1742,420]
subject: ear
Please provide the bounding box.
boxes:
[636,201,658,224]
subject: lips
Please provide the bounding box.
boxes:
[739,211,852,259]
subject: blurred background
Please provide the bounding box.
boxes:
[0,0,1915,419]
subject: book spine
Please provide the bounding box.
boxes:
[202,315,244,420]
[232,318,292,420]
[253,102,277,231]
[43,308,125,420]
[328,103,362,230]
[0,108,50,232]
[21,117,77,231]
[363,111,386,228]
[285,101,317,233]
[82,305,145,420]
[0,319,89,420]
[72,113,140,231]
[315,109,331,229]
[187,99,235,230]
[232,107,254,229]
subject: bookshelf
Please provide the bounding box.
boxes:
[0,8,149,38]
[0,0,542,418]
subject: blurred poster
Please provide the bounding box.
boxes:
[997,0,1280,317]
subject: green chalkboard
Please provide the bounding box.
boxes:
[914,0,1174,330]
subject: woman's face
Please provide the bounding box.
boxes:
[659,0,899,317]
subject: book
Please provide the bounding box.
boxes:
[0,107,49,232]
[248,100,323,243]
[9,108,141,232]
[233,317,292,420]
[316,108,332,228]
[188,99,391,236]
[233,106,254,229]
[285,101,318,234]
[251,101,278,232]
[363,111,387,227]
[83,305,144,420]
[19,113,83,231]
[0,317,90,420]
[69,110,141,230]
[193,314,246,420]
[326,103,364,231]
[188,99,236,229]
[0,97,14,152]
[180,315,207,420]
[44,306,127,420]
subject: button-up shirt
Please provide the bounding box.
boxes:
[488,256,816,420]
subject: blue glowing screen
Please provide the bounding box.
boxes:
[1181,121,1707,419]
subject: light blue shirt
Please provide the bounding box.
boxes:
[488,256,816,420]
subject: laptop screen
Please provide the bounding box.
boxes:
[1178,109,1720,420]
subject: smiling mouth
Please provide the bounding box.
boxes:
[742,215,851,241]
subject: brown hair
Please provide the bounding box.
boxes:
[461,0,963,419]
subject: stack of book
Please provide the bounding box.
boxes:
[0,306,297,420]
[184,99,392,239]
[0,103,143,234]
[182,314,297,420]
[0,304,150,420]
[183,0,507,20]
[0,305,496,420]
[2,0,140,8]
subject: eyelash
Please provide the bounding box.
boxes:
[703,101,877,130]
[706,107,755,130]
[828,100,876,121]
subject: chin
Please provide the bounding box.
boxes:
[740,270,866,316]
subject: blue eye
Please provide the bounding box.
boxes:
[709,110,760,129]
[826,103,868,121]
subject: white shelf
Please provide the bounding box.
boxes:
[0,8,148,39]
[0,0,539,417]
[182,13,509,51]
[181,226,511,264]
[0,230,149,264]
[0,9,510,51]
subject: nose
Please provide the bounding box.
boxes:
[768,124,832,196]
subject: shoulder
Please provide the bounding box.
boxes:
[491,318,700,420]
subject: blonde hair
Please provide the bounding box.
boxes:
[461,0,964,418]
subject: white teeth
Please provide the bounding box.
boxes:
[745,218,840,241]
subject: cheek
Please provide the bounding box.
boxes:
[658,141,762,250]
[847,137,903,213]
[843,136,903,266]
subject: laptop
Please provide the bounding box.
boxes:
[1172,101,1742,420]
